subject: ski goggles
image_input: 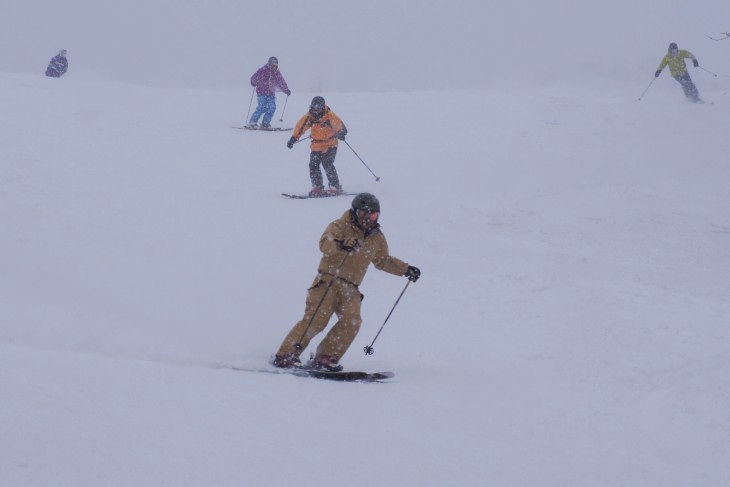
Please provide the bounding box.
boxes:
[356,209,379,223]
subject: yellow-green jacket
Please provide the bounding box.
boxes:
[657,50,696,77]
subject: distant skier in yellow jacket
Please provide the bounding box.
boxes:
[655,42,702,102]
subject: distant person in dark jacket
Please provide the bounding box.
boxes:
[45,50,68,78]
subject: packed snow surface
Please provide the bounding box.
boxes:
[2,1,730,486]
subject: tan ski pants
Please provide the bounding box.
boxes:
[277,275,363,361]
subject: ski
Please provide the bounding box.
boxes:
[213,363,394,382]
[232,126,293,132]
[282,192,358,199]
[296,369,394,382]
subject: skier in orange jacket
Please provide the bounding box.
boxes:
[287,96,347,197]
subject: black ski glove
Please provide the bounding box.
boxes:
[338,237,359,252]
[693,59,699,67]
[287,136,296,149]
[654,70,661,77]
[405,265,421,282]
[335,130,346,141]
[285,89,291,96]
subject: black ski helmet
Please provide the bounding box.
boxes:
[668,42,678,51]
[352,193,380,213]
[268,56,278,65]
[310,96,325,109]
[309,96,326,118]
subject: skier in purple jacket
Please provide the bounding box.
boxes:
[247,56,291,129]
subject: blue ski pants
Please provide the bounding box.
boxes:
[250,95,276,124]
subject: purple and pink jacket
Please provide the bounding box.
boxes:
[250,65,289,96]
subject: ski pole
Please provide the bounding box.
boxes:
[364,280,411,355]
[699,66,718,77]
[343,140,380,181]
[638,77,656,101]
[294,253,349,351]
[279,94,289,122]
[706,33,730,42]
[245,86,255,123]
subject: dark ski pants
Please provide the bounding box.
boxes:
[674,73,699,100]
[277,276,363,361]
[309,147,341,189]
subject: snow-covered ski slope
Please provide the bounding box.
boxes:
[3,68,729,487]
[2,1,730,486]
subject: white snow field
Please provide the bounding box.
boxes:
[2,1,729,486]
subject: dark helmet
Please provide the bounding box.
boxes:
[668,42,678,51]
[268,56,278,65]
[352,192,380,212]
[310,96,325,109]
[309,96,326,118]
[352,193,380,229]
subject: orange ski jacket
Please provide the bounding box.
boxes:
[292,106,346,153]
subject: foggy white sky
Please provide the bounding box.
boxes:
[2,0,728,91]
